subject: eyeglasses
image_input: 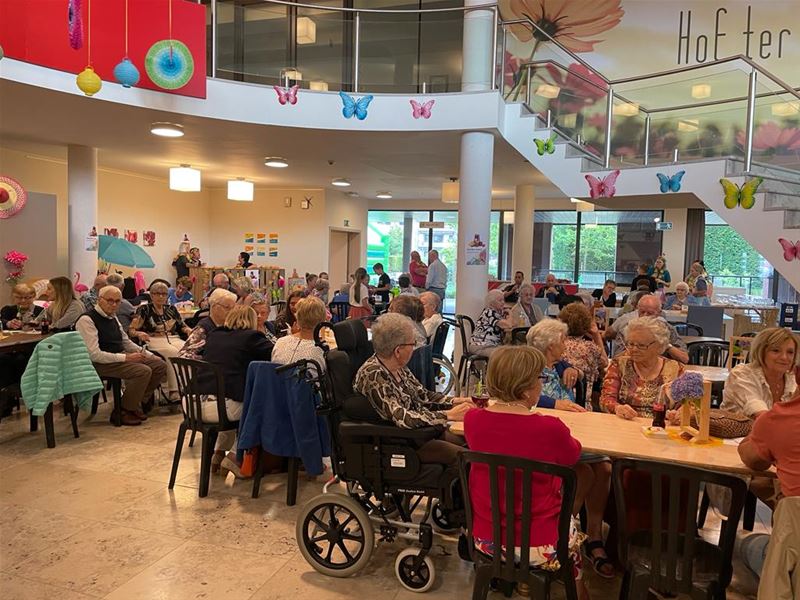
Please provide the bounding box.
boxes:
[100,297,122,304]
[626,341,655,350]
[394,342,415,351]
[151,291,168,296]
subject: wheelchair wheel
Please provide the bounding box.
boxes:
[432,357,459,396]
[296,493,374,577]
[431,499,459,534]
[395,548,435,593]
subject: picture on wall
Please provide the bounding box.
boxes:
[269,233,279,244]
[256,233,266,244]
[104,227,119,238]
[143,230,156,247]
[256,248,266,257]
[87,226,97,237]
[269,249,278,258]
[124,230,138,244]
[244,232,254,244]
[244,245,255,253]
[84,236,97,252]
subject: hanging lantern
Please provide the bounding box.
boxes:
[114,58,140,87]
[77,66,102,96]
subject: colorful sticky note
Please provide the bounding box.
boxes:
[256,233,266,244]
[244,233,254,244]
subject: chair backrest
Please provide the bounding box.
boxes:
[430,320,450,358]
[727,335,754,369]
[456,314,475,349]
[687,341,729,367]
[271,300,287,315]
[510,327,529,345]
[328,301,350,323]
[674,322,703,336]
[332,318,373,373]
[686,305,724,339]
[459,451,577,586]
[612,458,747,596]
[407,345,435,391]
[170,357,233,429]
[185,308,209,328]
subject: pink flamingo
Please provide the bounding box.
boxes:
[73,272,89,293]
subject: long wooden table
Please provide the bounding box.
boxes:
[0,332,51,354]
[685,364,730,383]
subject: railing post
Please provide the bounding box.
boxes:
[211,0,217,77]
[491,7,498,91]
[353,11,361,92]
[643,113,651,166]
[499,28,507,95]
[604,89,614,169]
[744,69,758,173]
[525,65,532,106]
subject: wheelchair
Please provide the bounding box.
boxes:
[295,319,465,592]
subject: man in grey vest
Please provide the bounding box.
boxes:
[75,286,167,426]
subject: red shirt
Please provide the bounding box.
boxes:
[750,396,800,497]
[464,408,582,547]
[409,261,427,288]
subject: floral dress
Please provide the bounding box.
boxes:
[562,337,603,393]
[600,356,684,417]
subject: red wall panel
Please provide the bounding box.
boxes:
[0,0,207,98]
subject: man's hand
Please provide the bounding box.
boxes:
[125,352,144,363]
[6,319,22,330]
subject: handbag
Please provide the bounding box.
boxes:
[691,409,752,439]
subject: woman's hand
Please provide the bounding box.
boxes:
[446,402,473,421]
[614,404,638,420]
[666,409,682,425]
[555,400,586,413]
[451,396,475,406]
[562,367,579,389]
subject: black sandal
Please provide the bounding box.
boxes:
[584,540,615,579]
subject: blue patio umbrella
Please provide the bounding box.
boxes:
[97,235,155,268]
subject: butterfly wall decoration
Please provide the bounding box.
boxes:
[533,132,557,156]
[719,177,763,209]
[273,85,299,106]
[656,170,685,193]
[410,99,435,119]
[779,238,800,262]
[585,170,621,199]
[339,91,374,120]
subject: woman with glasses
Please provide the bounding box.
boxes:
[600,317,684,419]
[1,283,42,330]
[129,281,192,400]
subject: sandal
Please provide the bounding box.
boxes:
[584,540,615,579]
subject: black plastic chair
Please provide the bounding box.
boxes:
[328,301,350,323]
[674,322,704,336]
[510,327,529,345]
[168,358,239,498]
[430,320,450,358]
[271,301,287,318]
[455,314,480,384]
[687,341,729,367]
[91,376,123,426]
[29,395,80,448]
[459,451,579,600]
[697,488,758,532]
[613,458,747,600]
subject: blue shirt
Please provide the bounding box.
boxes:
[168,288,193,305]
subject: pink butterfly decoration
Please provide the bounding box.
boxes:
[410,99,435,119]
[585,170,621,199]
[779,238,800,261]
[273,85,299,106]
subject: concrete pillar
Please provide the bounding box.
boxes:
[511,184,535,281]
[67,145,98,280]
[461,0,496,92]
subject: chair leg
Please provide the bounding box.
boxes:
[626,568,651,600]
[743,491,757,532]
[168,423,188,489]
[471,567,493,600]
[65,395,80,439]
[697,488,710,529]
[252,450,264,499]
[188,429,197,448]
[30,411,38,432]
[286,457,300,506]
[91,393,99,415]
[43,403,56,449]
[562,567,579,600]
[111,381,122,427]
[198,430,218,498]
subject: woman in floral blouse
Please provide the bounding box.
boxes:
[468,290,512,358]
[600,317,684,419]
[559,302,608,398]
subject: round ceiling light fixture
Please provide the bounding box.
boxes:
[264,156,289,168]
[331,178,351,187]
[376,191,392,199]
[150,122,184,137]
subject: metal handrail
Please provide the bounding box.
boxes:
[249,0,498,14]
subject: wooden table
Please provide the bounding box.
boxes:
[0,332,51,354]
[452,407,767,477]
[685,364,730,383]
[682,336,725,345]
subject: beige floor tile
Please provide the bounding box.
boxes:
[0,572,95,600]
[0,502,95,571]
[105,540,289,600]
[0,460,88,505]
[11,521,184,597]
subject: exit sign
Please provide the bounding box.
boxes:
[419,221,445,229]
[656,222,673,231]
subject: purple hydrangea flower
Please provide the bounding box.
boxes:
[670,372,705,403]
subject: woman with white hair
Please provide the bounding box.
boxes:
[600,317,684,419]
[232,276,254,305]
[526,319,586,413]
[508,283,544,328]
[663,281,696,310]
[469,289,512,357]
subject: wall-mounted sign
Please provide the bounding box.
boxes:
[419,221,445,229]
[780,303,798,330]
[656,222,673,231]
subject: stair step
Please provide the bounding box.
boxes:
[783,211,800,229]
[763,192,800,211]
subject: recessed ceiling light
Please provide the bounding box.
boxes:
[331,178,351,187]
[264,157,289,168]
[150,122,184,137]
[691,84,711,99]
[376,191,392,199]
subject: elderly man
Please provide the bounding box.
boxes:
[75,286,167,426]
[1,283,43,329]
[420,291,444,338]
[82,273,108,311]
[535,273,565,304]
[179,288,237,359]
[105,273,137,333]
[604,293,689,363]
[425,250,448,313]
[198,273,232,309]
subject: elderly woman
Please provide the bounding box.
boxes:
[464,346,592,600]
[600,317,685,419]
[274,290,306,337]
[245,292,278,342]
[179,288,237,359]
[272,297,327,373]
[130,281,193,399]
[36,276,85,331]
[526,319,585,412]
[508,283,544,328]
[663,281,696,310]
[168,276,193,306]
[420,292,443,339]
[559,303,608,395]
[721,327,797,419]
[232,276,255,305]
[199,305,273,477]
[1,283,43,330]
[389,295,427,347]
[469,290,512,358]
[310,277,330,304]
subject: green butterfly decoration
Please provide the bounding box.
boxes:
[720,177,763,209]
[534,132,557,156]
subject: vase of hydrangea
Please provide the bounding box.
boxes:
[670,372,712,443]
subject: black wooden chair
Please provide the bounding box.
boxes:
[455,314,485,389]
[674,322,704,336]
[169,358,239,497]
[613,458,747,600]
[29,395,80,448]
[697,487,758,532]
[328,301,350,323]
[459,451,579,600]
[687,341,729,367]
[91,376,123,426]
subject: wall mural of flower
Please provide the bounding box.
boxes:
[735,121,800,152]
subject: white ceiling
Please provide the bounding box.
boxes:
[0,79,565,202]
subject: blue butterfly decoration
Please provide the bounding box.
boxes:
[656,170,686,193]
[339,91,374,120]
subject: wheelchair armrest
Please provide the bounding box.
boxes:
[339,421,443,441]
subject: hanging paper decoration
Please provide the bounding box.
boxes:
[113,0,139,88]
[0,176,28,219]
[145,1,194,90]
[68,0,83,50]
[76,0,101,96]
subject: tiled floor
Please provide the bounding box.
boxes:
[0,401,767,599]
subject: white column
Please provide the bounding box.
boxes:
[68,145,98,280]
[511,184,535,280]
[461,0,496,92]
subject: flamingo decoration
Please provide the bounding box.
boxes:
[74,272,89,293]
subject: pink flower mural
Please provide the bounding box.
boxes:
[736,121,800,152]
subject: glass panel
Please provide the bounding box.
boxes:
[533,211,577,282]
[751,79,800,175]
[432,211,458,312]
[296,2,347,92]
[367,211,431,286]
[488,211,500,279]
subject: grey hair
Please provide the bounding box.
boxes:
[420,291,440,310]
[518,283,534,295]
[98,285,121,298]
[150,281,169,294]
[485,289,505,307]
[627,290,647,309]
[526,318,568,353]
[624,316,670,352]
[246,291,268,306]
[212,273,230,285]
[675,281,690,292]
[106,273,124,289]
[209,288,237,306]
[372,313,416,358]
[233,276,254,294]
